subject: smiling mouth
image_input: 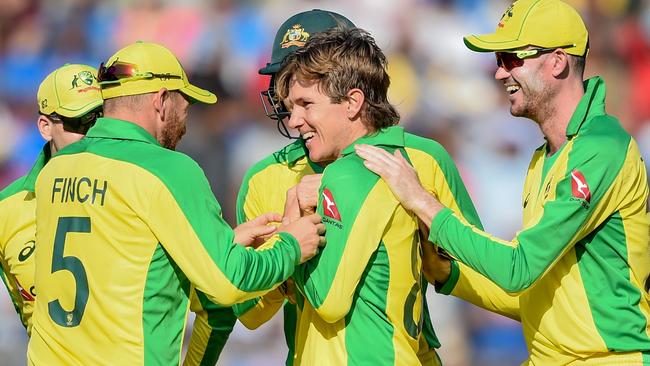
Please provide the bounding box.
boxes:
[506,84,521,95]
[302,131,316,141]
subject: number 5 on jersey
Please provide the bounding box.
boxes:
[48,217,90,327]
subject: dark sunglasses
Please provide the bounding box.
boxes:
[495,44,575,71]
[43,108,102,134]
[97,61,182,85]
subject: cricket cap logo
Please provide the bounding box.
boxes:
[322,188,341,221]
[571,170,591,203]
[281,24,310,49]
[71,70,95,89]
[498,1,517,28]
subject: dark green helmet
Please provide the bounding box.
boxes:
[259,9,356,75]
[259,9,355,138]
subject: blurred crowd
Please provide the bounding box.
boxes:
[0,0,648,365]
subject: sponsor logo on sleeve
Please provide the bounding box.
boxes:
[570,170,591,203]
[15,279,35,301]
[322,188,341,221]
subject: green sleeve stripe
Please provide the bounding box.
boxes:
[283,303,297,366]
[434,259,460,295]
[143,244,190,366]
[232,297,262,318]
[420,282,441,348]
[195,291,237,365]
[0,177,28,202]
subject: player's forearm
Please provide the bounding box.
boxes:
[428,208,533,293]
[410,189,445,229]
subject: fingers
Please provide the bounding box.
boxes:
[304,213,322,224]
[318,235,326,248]
[300,174,322,184]
[252,224,278,237]
[252,212,282,225]
[355,144,402,177]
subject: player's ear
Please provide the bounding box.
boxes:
[346,88,364,120]
[37,115,53,142]
[550,49,570,78]
[153,88,170,120]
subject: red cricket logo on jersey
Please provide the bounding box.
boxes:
[570,170,591,203]
[15,279,34,301]
[322,188,341,221]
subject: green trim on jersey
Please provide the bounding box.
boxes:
[402,133,482,230]
[434,260,460,296]
[22,144,51,192]
[143,244,189,366]
[577,212,650,349]
[293,154,382,309]
[345,241,394,365]
[195,291,237,365]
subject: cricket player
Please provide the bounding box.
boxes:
[236,10,482,365]
[27,41,324,365]
[0,63,103,335]
[234,10,356,364]
[356,0,650,364]
[273,27,484,365]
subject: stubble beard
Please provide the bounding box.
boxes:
[510,74,556,123]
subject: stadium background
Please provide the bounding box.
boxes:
[0,0,648,365]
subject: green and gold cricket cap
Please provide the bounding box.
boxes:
[38,64,103,118]
[99,41,216,104]
[259,9,356,75]
[464,0,588,56]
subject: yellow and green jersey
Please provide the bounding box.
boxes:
[235,139,322,365]
[27,118,303,366]
[292,126,483,365]
[183,291,237,366]
[0,145,50,334]
[430,77,650,365]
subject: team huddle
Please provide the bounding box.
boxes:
[1,0,649,365]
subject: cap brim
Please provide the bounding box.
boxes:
[57,99,104,118]
[180,83,217,104]
[463,33,528,53]
[258,62,278,75]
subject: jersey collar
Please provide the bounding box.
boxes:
[340,125,405,157]
[22,143,51,192]
[566,76,607,138]
[86,117,161,146]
